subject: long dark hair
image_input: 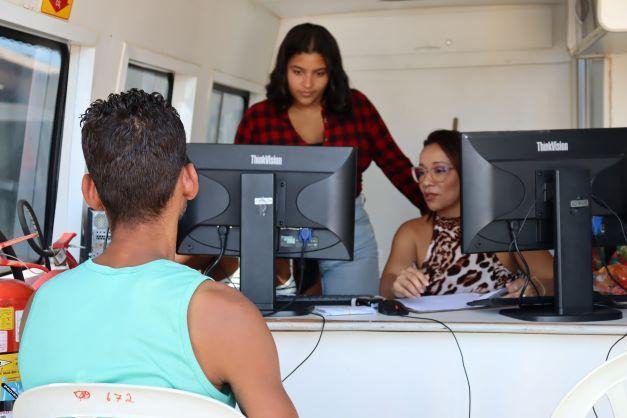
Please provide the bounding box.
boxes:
[422,129,461,218]
[266,23,352,115]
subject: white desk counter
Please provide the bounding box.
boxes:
[267,309,627,418]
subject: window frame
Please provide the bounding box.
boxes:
[209,82,249,143]
[126,61,174,105]
[576,56,608,129]
[119,45,199,142]
[0,24,70,249]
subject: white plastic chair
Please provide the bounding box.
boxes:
[13,383,244,418]
[552,351,627,418]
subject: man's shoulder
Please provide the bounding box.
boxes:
[188,282,270,366]
[191,281,263,323]
[36,261,90,291]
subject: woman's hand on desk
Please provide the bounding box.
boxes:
[391,266,429,298]
[504,277,546,298]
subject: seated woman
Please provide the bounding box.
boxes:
[379,130,554,299]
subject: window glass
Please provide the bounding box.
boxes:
[577,57,604,128]
[125,63,173,103]
[588,59,604,128]
[218,93,246,144]
[0,27,68,263]
[207,84,248,144]
[208,89,222,142]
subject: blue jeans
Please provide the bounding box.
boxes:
[319,194,379,295]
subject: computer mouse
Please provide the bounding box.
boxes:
[377,299,409,316]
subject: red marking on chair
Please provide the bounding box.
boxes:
[73,390,91,401]
[106,391,135,403]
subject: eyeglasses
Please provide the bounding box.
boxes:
[411,164,455,184]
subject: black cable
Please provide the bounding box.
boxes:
[597,244,627,294]
[591,195,627,244]
[263,236,307,317]
[591,331,627,417]
[103,227,110,250]
[406,313,471,418]
[507,219,540,300]
[512,236,539,297]
[605,334,627,362]
[507,206,540,299]
[281,312,325,383]
[203,226,229,277]
[589,196,627,294]
[588,196,627,418]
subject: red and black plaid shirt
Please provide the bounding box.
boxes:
[235,89,426,212]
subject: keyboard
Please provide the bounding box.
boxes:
[275,294,375,306]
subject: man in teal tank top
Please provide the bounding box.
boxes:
[19,89,298,418]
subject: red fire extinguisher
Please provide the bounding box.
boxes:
[0,280,34,416]
[0,232,36,414]
[0,227,77,413]
[0,280,34,353]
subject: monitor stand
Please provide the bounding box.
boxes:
[239,173,313,317]
[500,168,621,322]
[267,302,314,317]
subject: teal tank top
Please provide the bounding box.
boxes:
[19,259,235,406]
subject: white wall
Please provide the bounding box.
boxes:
[278,5,574,270]
[1,0,280,254]
[2,0,579,268]
[66,0,279,139]
[608,53,627,127]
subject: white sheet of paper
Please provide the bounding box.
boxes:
[314,306,377,316]
[396,293,484,313]
[475,287,509,300]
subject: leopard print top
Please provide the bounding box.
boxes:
[422,216,516,295]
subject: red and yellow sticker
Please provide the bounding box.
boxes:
[0,353,19,382]
[41,0,74,20]
[0,308,14,331]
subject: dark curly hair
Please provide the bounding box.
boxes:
[80,89,187,229]
[266,23,352,115]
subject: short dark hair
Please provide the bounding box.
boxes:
[266,23,352,115]
[422,130,461,219]
[80,89,187,229]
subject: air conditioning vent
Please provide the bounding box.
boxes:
[568,0,627,55]
[576,0,599,39]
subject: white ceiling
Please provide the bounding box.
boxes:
[252,0,565,19]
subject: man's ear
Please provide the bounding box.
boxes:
[82,174,104,210]
[181,164,199,200]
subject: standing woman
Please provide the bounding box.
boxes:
[235,23,426,295]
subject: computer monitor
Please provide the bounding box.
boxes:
[461,128,627,322]
[177,143,356,313]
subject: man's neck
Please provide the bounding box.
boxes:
[94,218,177,268]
